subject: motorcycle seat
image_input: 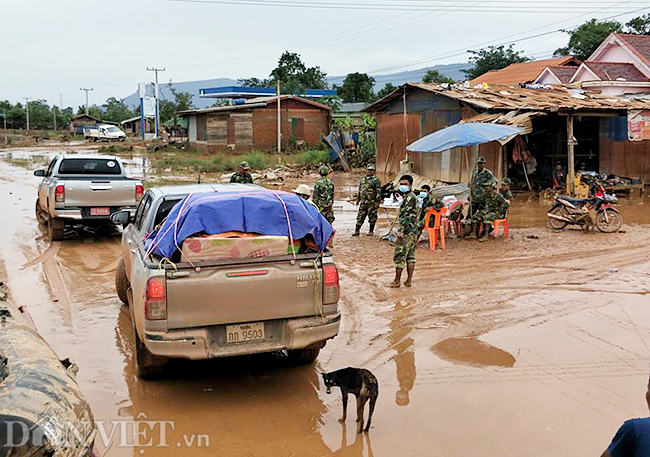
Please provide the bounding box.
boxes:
[557,195,591,206]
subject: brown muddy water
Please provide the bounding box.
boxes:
[2,144,650,456]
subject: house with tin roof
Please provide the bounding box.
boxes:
[468,57,580,86]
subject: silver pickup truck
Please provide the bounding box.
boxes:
[34,154,143,240]
[111,184,341,378]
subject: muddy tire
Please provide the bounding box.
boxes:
[115,258,130,305]
[134,330,166,379]
[48,218,64,241]
[548,206,569,230]
[35,199,48,225]
[596,209,623,233]
[287,346,321,364]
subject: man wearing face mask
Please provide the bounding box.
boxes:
[388,175,419,288]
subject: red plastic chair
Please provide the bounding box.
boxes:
[444,201,464,237]
[424,207,447,250]
[492,212,509,238]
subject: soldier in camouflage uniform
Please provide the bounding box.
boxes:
[353,163,382,236]
[499,177,513,201]
[470,156,496,216]
[313,165,335,224]
[230,161,254,184]
[388,175,419,288]
[476,183,510,242]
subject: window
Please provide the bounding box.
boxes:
[134,194,152,231]
[107,126,121,133]
[45,158,58,177]
[58,158,122,175]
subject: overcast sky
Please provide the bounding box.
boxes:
[2,0,648,110]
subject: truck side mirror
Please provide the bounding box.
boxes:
[33,169,45,177]
[110,211,130,227]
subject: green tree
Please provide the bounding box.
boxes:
[237,77,270,88]
[77,105,103,120]
[102,97,133,123]
[374,82,397,101]
[463,45,530,80]
[269,51,328,95]
[554,19,623,61]
[27,100,53,129]
[335,73,376,103]
[8,103,26,129]
[171,89,194,112]
[422,69,455,84]
[626,14,650,35]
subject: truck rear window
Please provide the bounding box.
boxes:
[58,158,122,175]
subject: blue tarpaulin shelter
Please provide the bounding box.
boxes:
[146,189,334,259]
[406,123,524,153]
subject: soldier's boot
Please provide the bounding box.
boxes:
[352,225,361,237]
[404,263,415,287]
[367,223,375,236]
[387,268,403,288]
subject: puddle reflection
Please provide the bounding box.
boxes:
[431,337,516,368]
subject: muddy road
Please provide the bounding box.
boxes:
[2,145,650,456]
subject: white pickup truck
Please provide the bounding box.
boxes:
[83,124,126,142]
[111,184,341,378]
[34,154,143,240]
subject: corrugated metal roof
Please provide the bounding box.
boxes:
[468,57,580,86]
[461,111,544,135]
[179,95,331,115]
[364,82,650,114]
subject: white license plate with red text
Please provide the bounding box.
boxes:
[90,207,110,216]
[226,322,265,343]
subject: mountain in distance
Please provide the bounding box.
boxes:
[121,63,470,110]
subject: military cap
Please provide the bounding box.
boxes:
[239,161,251,169]
[501,177,511,186]
[318,165,329,175]
[367,163,376,170]
[476,156,487,164]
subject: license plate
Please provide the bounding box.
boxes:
[226,322,265,343]
[90,207,110,216]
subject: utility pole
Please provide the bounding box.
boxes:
[147,67,165,139]
[23,97,31,131]
[3,109,7,144]
[80,88,93,116]
[277,80,281,153]
[53,106,57,131]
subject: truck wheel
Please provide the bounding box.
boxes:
[35,199,48,225]
[134,330,166,379]
[115,258,130,305]
[48,218,64,241]
[287,346,321,364]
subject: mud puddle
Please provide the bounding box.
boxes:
[2,142,650,456]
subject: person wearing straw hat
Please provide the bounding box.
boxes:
[292,184,317,208]
[230,161,254,184]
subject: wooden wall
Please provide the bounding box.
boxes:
[600,116,650,181]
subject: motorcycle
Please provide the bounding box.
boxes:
[547,179,623,233]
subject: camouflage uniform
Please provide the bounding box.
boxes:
[470,166,496,214]
[476,191,509,226]
[313,176,335,224]
[356,175,382,227]
[230,171,253,184]
[394,191,419,269]
[417,194,443,238]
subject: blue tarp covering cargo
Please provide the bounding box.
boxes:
[146,188,334,259]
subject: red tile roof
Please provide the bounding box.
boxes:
[469,57,580,85]
[615,34,650,66]
[582,62,649,81]
[547,66,578,83]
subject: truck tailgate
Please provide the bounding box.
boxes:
[165,260,321,329]
[64,179,136,208]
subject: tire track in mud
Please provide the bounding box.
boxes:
[40,242,73,327]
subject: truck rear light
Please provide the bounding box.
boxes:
[135,184,144,202]
[55,185,65,203]
[144,277,166,320]
[322,264,339,305]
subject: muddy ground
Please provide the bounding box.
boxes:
[1,143,650,456]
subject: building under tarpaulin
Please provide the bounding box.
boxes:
[364,83,650,193]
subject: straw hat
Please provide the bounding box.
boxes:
[292,184,312,196]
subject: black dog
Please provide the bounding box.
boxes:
[322,367,379,433]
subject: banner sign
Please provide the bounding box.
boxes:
[628,110,650,141]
